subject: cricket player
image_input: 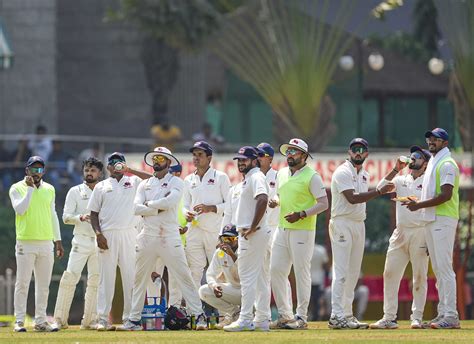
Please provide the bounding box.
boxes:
[88,152,151,331]
[224,146,270,332]
[370,147,431,329]
[183,141,231,289]
[403,128,461,329]
[54,157,103,330]
[328,138,393,329]
[199,225,241,329]
[221,183,242,234]
[9,156,64,332]
[270,138,329,329]
[119,147,207,331]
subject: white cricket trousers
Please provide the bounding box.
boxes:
[129,232,203,321]
[54,234,99,326]
[14,240,54,324]
[97,229,137,323]
[425,216,458,318]
[383,225,429,321]
[199,283,241,316]
[271,227,315,321]
[146,258,182,306]
[238,226,271,323]
[329,217,365,318]
[185,226,219,289]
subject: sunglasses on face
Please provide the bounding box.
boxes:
[221,236,238,243]
[350,146,367,154]
[285,148,301,156]
[152,155,167,163]
[410,152,425,161]
[425,137,444,144]
[28,167,44,174]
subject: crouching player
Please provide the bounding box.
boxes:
[199,225,241,329]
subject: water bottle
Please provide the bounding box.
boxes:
[398,156,412,164]
[114,162,126,171]
[190,314,196,330]
[217,249,225,258]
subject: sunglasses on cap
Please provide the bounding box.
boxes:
[350,146,368,154]
[410,151,425,161]
[285,148,302,156]
[109,158,124,166]
[152,155,168,163]
[221,236,238,243]
[28,167,45,174]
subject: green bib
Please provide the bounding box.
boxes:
[277,166,318,230]
[11,181,55,240]
[435,157,459,219]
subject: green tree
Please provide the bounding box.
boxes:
[413,0,440,58]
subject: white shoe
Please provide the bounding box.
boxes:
[34,322,59,332]
[96,319,116,331]
[116,320,142,331]
[410,318,423,329]
[254,319,270,332]
[369,318,398,329]
[13,321,26,332]
[284,316,308,330]
[54,318,68,330]
[215,315,233,330]
[328,315,357,329]
[431,316,461,329]
[195,314,208,331]
[346,316,369,329]
[224,320,255,332]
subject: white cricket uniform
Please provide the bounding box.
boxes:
[183,167,231,288]
[220,183,242,232]
[329,160,369,318]
[9,180,61,324]
[129,174,203,321]
[271,166,327,322]
[199,250,241,316]
[87,175,141,323]
[235,167,271,323]
[421,148,459,318]
[54,183,99,327]
[382,174,429,321]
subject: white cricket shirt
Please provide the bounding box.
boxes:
[265,168,280,227]
[221,182,242,232]
[63,183,95,237]
[235,167,268,229]
[206,250,240,289]
[393,174,425,227]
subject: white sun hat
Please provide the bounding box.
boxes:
[279,138,313,159]
[144,146,180,167]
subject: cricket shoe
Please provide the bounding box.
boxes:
[96,319,116,331]
[270,316,294,329]
[410,318,423,329]
[13,321,26,332]
[34,322,59,332]
[116,320,142,331]
[254,319,270,332]
[328,315,358,329]
[346,316,369,329]
[369,318,398,329]
[53,318,68,330]
[422,314,443,329]
[224,319,255,332]
[431,316,461,329]
[284,316,308,330]
[80,319,98,330]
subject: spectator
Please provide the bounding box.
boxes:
[28,125,53,161]
[192,123,225,148]
[48,141,74,189]
[309,243,329,321]
[150,121,182,151]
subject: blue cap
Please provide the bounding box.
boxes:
[189,141,213,156]
[233,146,259,160]
[221,224,238,237]
[256,142,274,157]
[425,128,449,141]
[169,164,182,173]
[349,138,369,149]
[410,146,431,161]
[26,156,45,167]
[107,152,126,165]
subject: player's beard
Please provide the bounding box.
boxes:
[238,163,253,174]
[32,175,42,183]
[409,161,422,170]
[350,156,365,166]
[84,175,98,183]
[153,164,167,172]
[287,156,301,167]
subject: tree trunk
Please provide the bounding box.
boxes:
[141,36,179,124]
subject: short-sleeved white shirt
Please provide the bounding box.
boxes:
[63,183,95,237]
[182,167,231,233]
[221,183,242,232]
[439,162,458,186]
[87,175,141,232]
[265,168,279,227]
[393,174,425,227]
[330,160,369,221]
[235,167,268,229]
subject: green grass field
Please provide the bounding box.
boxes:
[1,321,474,343]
